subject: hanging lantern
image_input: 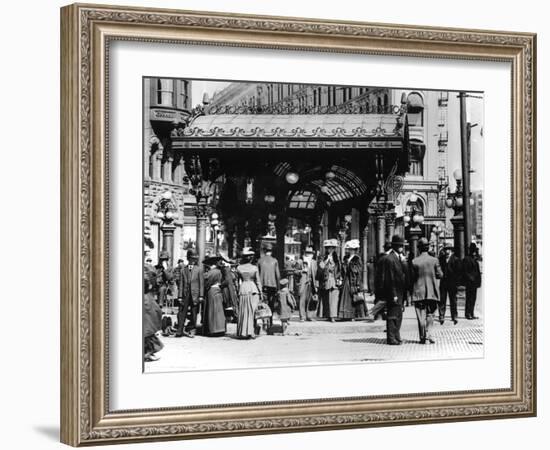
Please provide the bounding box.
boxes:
[285,172,299,184]
[245,178,254,204]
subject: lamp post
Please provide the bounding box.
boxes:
[186,156,213,264]
[156,190,178,265]
[404,192,424,257]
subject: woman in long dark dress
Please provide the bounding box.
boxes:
[338,239,365,320]
[221,264,239,321]
[202,256,227,336]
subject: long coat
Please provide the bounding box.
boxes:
[338,254,363,319]
[462,255,481,288]
[375,250,408,305]
[178,264,204,304]
[202,268,226,335]
[257,254,281,289]
[439,253,462,287]
[411,252,443,302]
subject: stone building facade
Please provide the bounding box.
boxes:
[143,77,198,264]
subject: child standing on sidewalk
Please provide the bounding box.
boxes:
[277,278,297,335]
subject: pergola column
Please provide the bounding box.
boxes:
[385,211,396,242]
[195,205,208,264]
[376,212,386,256]
[361,223,369,291]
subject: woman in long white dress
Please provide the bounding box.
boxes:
[236,248,262,339]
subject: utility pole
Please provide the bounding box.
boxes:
[459,92,472,256]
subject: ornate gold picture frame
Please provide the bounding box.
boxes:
[60,3,536,446]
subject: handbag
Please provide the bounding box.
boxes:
[352,291,366,305]
[308,294,319,311]
[254,302,273,319]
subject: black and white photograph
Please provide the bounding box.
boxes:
[143,78,484,372]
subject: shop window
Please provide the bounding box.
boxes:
[177,80,189,110]
[156,79,174,107]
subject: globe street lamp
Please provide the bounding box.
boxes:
[405,192,424,257]
[445,169,468,258]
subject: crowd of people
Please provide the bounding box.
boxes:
[143,235,482,362]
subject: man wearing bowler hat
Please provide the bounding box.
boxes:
[375,234,408,345]
[411,237,443,344]
[175,249,204,337]
[438,244,462,325]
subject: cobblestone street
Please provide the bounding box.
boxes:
[146,292,483,372]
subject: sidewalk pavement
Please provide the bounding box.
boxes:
[146,291,483,372]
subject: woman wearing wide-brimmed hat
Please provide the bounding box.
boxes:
[318,238,342,322]
[236,248,262,338]
[201,255,227,337]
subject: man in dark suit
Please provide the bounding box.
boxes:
[438,244,462,325]
[175,249,204,337]
[257,243,281,317]
[375,235,408,345]
[463,242,482,320]
[411,238,443,344]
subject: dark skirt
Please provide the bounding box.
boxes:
[144,334,164,356]
[338,280,355,319]
[143,292,163,356]
[144,292,163,337]
[203,286,226,336]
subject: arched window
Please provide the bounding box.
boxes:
[407,92,424,126]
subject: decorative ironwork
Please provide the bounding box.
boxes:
[184,155,215,207]
[384,162,405,205]
[206,103,405,115]
[174,125,402,139]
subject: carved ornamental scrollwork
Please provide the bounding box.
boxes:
[66,4,535,444]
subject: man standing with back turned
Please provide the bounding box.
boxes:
[411,237,443,344]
